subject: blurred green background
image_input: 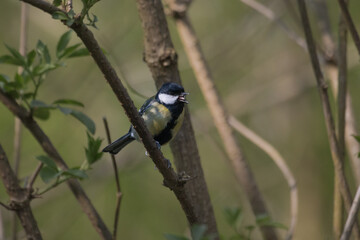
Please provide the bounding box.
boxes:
[1,0,360,239]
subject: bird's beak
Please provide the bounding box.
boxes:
[178,92,189,104]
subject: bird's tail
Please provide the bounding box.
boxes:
[102,132,135,154]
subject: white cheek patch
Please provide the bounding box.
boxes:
[158,93,178,105]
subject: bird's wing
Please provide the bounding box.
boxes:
[138,96,156,116]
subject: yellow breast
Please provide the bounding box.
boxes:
[142,102,172,136]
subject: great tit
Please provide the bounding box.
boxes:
[102,82,189,155]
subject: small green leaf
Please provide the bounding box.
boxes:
[353,135,360,143]
[36,40,51,63]
[85,132,103,165]
[26,50,36,66]
[68,48,90,58]
[14,73,24,89]
[33,108,51,120]
[224,207,243,227]
[30,100,53,108]
[53,0,62,6]
[255,214,287,230]
[58,106,73,115]
[191,224,207,240]
[5,45,26,66]
[71,110,95,134]
[58,43,81,59]
[164,234,189,240]
[52,11,69,21]
[0,55,23,66]
[40,166,59,183]
[62,168,88,179]
[53,98,84,107]
[36,155,57,170]
[33,63,57,75]
[57,31,72,59]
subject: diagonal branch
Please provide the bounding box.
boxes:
[0,145,42,240]
[166,2,278,239]
[296,0,360,238]
[20,0,205,231]
[341,186,360,240]
[0,89,112,240]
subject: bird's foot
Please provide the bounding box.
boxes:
[144,141,161,157]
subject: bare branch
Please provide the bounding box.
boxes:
[0,89,112,240]
[341,186,360,240]
[103,117,122,240]
[337,0,360,55]
[135,0,219,235]
[26,163,43,191]
[296,0,360,238]
[166,1,278,238]
[0,145,42,240]
[229,117,297,240]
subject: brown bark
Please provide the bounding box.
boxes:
[0,145,42,240]
[134,0,219,236]
[0,89,112,240]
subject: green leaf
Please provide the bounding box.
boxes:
[57,31,72,59]
[53,0,62,6]
[62,168,88,179]
[68,48,90,58]
[224,207,243,227]
[14,73,25,89]
[40,166,59,183]
[58,106,73,114]
[5,45,26,66]
[191,224,207,240]
[27,50,36,66]
[52,11,69,21]
[255,214,287,230]
[33,107,51,120]
[33,63,57,76]
[71,110,95,134]
[36,40,51,63]
[58,43,81,59]
[85,132,103,165]
[36,155,57,170]
[0,55,23,66]
[0,74,10,83]
[353,135,360,143]
[53,98,84,107]
[164,234,189,240]
[30,100,53,109]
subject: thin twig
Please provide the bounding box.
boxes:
[341,186,360,240]
[12,4,28,240]
[0,207,4,240]
[229,116,297,240]
[0,89,112,240]
[103,117,122,240]
[26,163,43,190]
[0,202,12,211]
[167,2,278,238]
[239,0,307,51]
[296,0,360,238]
[0,145,43,240]
[336,0,360,55]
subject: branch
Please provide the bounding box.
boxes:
[336,0,360,55]
[166,2,278,239]
[341,186,360,240]
[296,0,360,238]
[26,163,43,191]
[20,0,207,232]
[103,117,123,240]
[0,89,112,240]
[0,144,42,240]
[135,0,219,235]
[229,117,297,240]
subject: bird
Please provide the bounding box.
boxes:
[102,82,189,155]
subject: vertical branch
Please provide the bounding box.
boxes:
[336,0,360,55]
[296,0,360,239]
[103,118,123,240]
[341,186,360,240]
[0,145,43,240]
[12,3,28,240]
[134,0,219,236]
[166,2,278,239]
[0,209,4,240]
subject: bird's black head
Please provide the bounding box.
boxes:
[156,82,189,105]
